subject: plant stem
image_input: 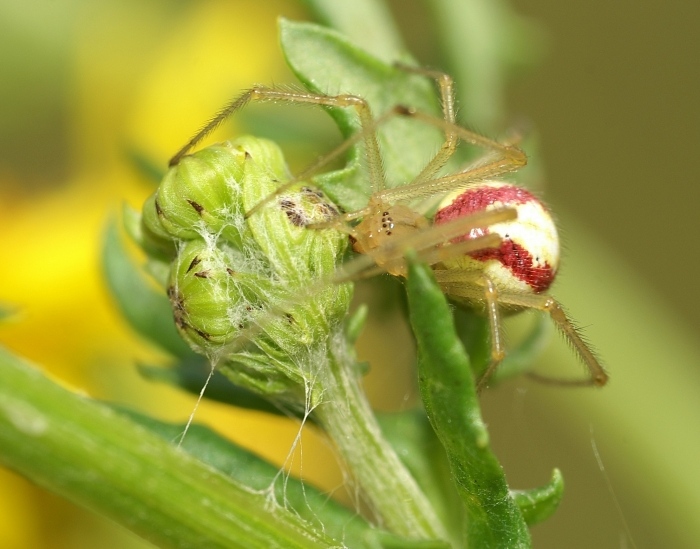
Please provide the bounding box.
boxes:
[0,347,341,549]
[312,330,448,542]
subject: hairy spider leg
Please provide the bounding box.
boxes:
[168,86,384,195]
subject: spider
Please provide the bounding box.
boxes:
[168,64,608,392]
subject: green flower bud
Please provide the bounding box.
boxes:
[138,194,177,260]
[168,238,251,350]
[145,142,250,246]
[141,136,351,406]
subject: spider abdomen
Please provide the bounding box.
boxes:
[434,181,559,294]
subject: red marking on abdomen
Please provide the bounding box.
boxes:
[434,184,555,292]
[472,240,555,293]
[434,184,538,224]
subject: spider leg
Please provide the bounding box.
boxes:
[373,106,527,206]
[433,271,506,393]
[495,291,609,387]
[169,87,384,196]
[394,63,458,183]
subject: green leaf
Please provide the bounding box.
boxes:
[280,19,443,211]
[102,218,193,358]
[344,303,368,344]
[0,347,342,549]
[137,358,296,418]
[511,468,564,526]
[406,256,532,548]
[122,143,166,185]
[299,0,405,64]
[452,308,492,380]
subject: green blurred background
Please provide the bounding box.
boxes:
[1,0,698,548]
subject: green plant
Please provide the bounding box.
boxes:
[0,2,569,548]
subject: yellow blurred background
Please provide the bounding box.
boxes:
[1,1,698,548]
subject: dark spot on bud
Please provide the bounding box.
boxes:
[187,256,201,273]
[244,151,252,159]
[285,313,294,324]
[320,203,339,217]
[226,267,235,276]
[279,197,305,226]
[168,286,183,308]
[279,187,339,226]
[303,187,324,199]
[285,210,305,227]
[168,286,187,328]
[187,199,204,214]
[302,186,324,199]
[194,328,211,340]
[194,270,210,278]
[155,199,163,216]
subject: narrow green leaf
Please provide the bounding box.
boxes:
[137,359,296,418]
[345,303,369,344]
[406,257,532,548]
[123,144,166,185]
[102,218,193,358]
[511,468,564,526]
[452,308,492,379]
[0,347,342,549]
